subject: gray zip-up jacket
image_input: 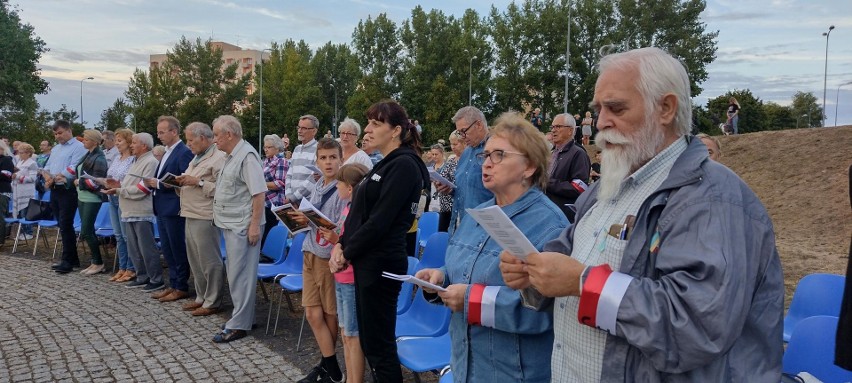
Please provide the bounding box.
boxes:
[525,136,784,382]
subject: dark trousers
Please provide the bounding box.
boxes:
[50,187,78,265]
[78,201,102,264]
[438,211,451,233]
[354,264,404,383]
[157,215,189,291]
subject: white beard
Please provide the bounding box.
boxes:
[594,119,665,202]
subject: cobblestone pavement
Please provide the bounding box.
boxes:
[0,254,304,383]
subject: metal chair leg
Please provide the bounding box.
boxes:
[273,286,285,336]
[32,225,41,256]
[296,310,306,352]
[11,222,22,253]
[259,281,270,302]
[265,282,280,335]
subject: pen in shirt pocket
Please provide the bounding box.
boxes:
[621,215,636,240]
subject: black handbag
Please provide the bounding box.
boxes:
[24,198,53,221]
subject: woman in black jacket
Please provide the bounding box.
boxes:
[331,100,429,382]
[75,130,109,275]
[0,141,15,244]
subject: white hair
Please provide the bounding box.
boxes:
[213,115,243,137]
[264,134,285,151]
[553,113,577,127]
[186,122,213,139]
[452,106,487,128]
[132,133,154,149]
[598,47,692,136]
[339,117,361,136]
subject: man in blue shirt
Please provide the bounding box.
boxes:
[435,106,493,235]
[45,120,87,274]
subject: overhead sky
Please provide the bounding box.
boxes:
[15,0,852,129]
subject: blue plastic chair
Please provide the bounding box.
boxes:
[784,273,845,342]
[439,370,453,383]
[418,232,449,270]
[260,233,306,333]
[417,212,440,253]
[256,226,291,301]
[395,288,452,338]
[397,257,420,315]
[271,275,306,346]
[783,316,852,383]
[397,333,451,374]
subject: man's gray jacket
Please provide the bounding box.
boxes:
[529,136,784,382]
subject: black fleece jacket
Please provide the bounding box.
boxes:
[340,146,429,271]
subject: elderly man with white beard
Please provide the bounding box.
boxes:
[499,47,784,382]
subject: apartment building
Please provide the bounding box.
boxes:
[149,41,269,94]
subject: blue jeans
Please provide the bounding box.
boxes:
[335,282,359,336]
[108,196,133,271]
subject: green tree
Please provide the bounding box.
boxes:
[762,102,795,130]
[310,42,363,131]
[351,13,402,99]
[790,91,823,128]
[96,98,131,131]
[346,75,393,124]
[707,89,766,134]
[0,0,48,114]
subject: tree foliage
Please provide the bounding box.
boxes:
[0,0,48,114]
[707,89,766,134]
[96,98,131,132]
[790,91,823,128]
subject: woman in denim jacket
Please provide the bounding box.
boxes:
[418,113,568,382]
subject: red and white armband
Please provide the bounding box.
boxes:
[136,180,152,195]
[577,264,633,335]
[467,284,501,328]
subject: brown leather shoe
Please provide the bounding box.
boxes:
[159,289,191,302]
[191,307,221,316]
[182,301,203,311]
[109,270,125,282]
[116,271,136,283]
[151,288,175,300]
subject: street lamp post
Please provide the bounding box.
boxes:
[563,0,571,114]
[258,48,272,150]
[80,77,94,127]
[822,25,835,127]
[331,80,338,137]
[465,50,476,106]
[835,80,852,126]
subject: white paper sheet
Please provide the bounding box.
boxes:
[429,169,456,189]
[466,205,538,260]
[381,272,447,292]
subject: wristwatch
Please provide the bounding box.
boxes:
[198,179,205,187]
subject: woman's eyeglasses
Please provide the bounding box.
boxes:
[339,132,358,137]
[475,149,526,164]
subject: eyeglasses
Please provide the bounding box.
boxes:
[339,132,358,137]
[458,120,478,138]
[550,124,572,130]
[297,126,316,131]
[475,149,526,164]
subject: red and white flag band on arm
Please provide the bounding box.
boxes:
[136,180,152,195]
[577,264,633,335]
[571,179,588,193]
[0,170,12,179]
[84,179,99,190]
[66,166,76,176]
[18,175,26,183]
[467,284,501,328]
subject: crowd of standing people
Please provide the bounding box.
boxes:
[0,47,785,383]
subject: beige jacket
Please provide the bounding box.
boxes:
[179,146,226,220]
[118,151,158,218]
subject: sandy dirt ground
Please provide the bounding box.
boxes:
[717,126,852,306]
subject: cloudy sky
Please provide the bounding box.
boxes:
[15,0,852,128]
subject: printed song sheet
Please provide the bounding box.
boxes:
[466,205,538,260]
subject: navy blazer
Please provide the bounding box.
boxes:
[153,141,193,217]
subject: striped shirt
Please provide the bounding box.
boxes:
[284,139,317,203]
[552,137,687,383]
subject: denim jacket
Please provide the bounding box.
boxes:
[449,139,493,235]
[436,187,568,382]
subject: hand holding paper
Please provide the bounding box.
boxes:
[429,169,455,189]
[466,205,538,260]
[382,272,447,292]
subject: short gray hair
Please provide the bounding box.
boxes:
[553,113,577,127]
[299,114,319,130]
[212,115,243,137]
[452,106,487,128]
[186,122,213,139]
[152,145,166,156]
[264,134,285,151]
[102,130,116,140]
[339,117,361,136]
[133,132,154,150]
[598,47,692,136]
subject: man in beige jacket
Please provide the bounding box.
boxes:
[175,122,226,316]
